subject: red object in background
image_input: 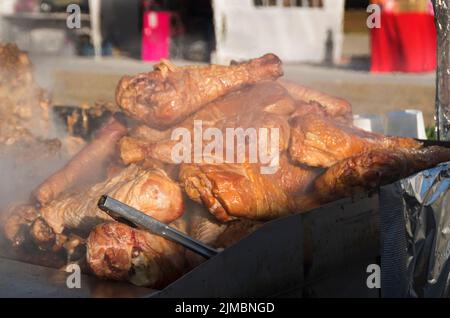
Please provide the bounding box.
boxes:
[142,11,171,61]
[15,0,36,12]
[371,12,436,73]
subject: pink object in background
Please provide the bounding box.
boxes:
[142,11,171,61]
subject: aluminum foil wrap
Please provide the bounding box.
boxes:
[434,0,450,140]
[400,163,450,297]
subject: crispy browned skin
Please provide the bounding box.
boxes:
[120,82,359,167]
[33,115,128,206]
[119,136,155,165]
[3,203,39,247]
[29,218,68,252]
[150,80,292,135]
[87,221,187,288]
[129,124,168,143]
[39,164,183,235]
[119,81,296,164]
[120,136,178,166]
[118,80,296,165]
[186,202,228,246]
[120,110,291,165]
[181,80,296,124]
[289,113,423,168]
[314,146,450,201]
[116,54,283,129]
[119,81,296,165]
[279,79,353,122]
[2,203,69,252]
[180,156,320,222]
[290,100,330,120]
[219,110,291,152]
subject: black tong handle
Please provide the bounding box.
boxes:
[98,195,218,259]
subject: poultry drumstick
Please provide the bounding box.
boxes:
[33,115,128,206]
[180,155,320,222]
[38,164,183,237]
[87,221,187,288]
[289,113,422,168]
[116,54,283,129]
[314,146,450,201]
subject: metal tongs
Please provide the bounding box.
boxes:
[98,195,219,259]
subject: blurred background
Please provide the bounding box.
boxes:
[0,0,438,136]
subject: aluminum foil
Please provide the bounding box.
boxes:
[400,163,450,297]
[434,0,450,140]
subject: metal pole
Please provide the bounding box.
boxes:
[434,0,450,141]
[89,0,102,60]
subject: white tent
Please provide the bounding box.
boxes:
[212,0,345,64]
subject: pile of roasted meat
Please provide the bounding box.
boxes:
[2,52,450,289]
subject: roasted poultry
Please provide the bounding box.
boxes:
[116,54,283,129]
[120,110,291,166]
[87,203,261,288]
[122,79,295,152]
[289,113,422,168]
[33,115,128,206]
[313,146,450,202]
[3,51,450,292]
[180,155,320,222]
[39,164,182,235]
[119,80,295,166]
[3,203,39,248]
[4,164,183,253]
[279,80,353,123]
[87,220,187,288]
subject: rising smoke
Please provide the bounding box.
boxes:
[0,44,79,212]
